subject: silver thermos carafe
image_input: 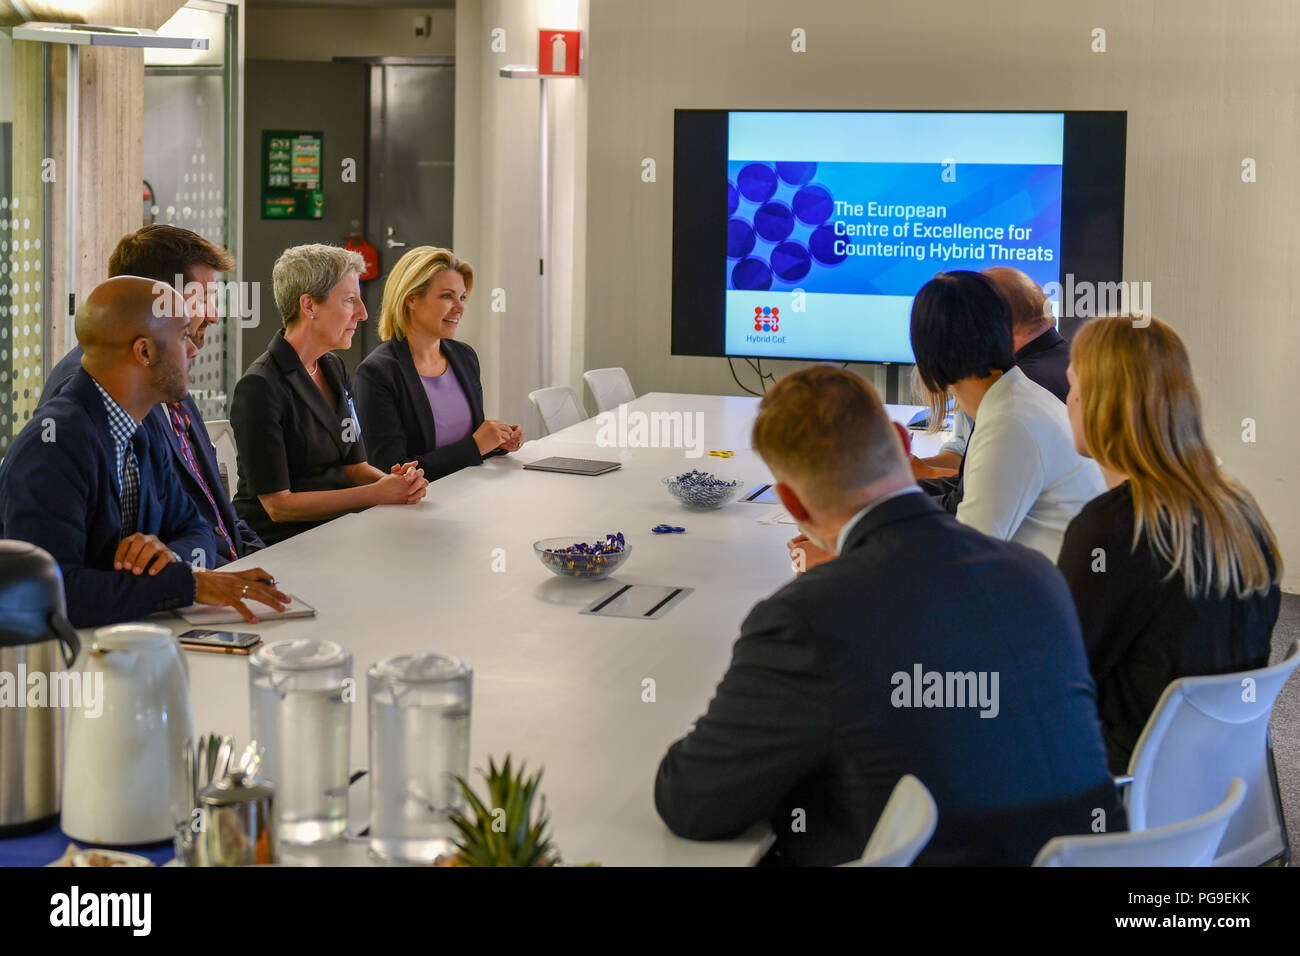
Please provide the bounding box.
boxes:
[0,540,81,835]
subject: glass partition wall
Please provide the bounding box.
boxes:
[0,30,48,461]
[144,0,240,421]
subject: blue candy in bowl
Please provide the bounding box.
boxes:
[534,533,631,579]
[662,470,744,510]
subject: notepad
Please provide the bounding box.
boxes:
[172,594,316,626]
[755,507,798,526]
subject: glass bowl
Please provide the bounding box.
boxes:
[533,534,632,579]
[662,472,745,510]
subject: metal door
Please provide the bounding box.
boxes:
[361,58,455,355]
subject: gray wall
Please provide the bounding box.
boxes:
[452,0,591,441]
[576,0,1300,590]
[240,59,368,372]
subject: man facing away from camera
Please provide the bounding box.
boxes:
[654,366,1122,866]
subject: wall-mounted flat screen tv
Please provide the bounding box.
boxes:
[672,109,1126,363]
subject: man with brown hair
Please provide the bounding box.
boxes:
[654,366,1122,866]
[42,225,264,564]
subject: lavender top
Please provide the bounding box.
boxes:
[420,370,474,449]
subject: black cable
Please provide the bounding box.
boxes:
[744,357,776,392]
[726,357,763,396]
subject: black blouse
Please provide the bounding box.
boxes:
[1057,482,1280,773]
[231,329,367,546]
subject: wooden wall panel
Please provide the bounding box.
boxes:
[28,0,188,357]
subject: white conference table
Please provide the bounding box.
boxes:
[152,392,947,866]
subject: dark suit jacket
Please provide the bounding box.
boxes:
[354,337,498,479]
[0,369,215,626]
[1014,327,1070,403]
[654,491,1123,866]
[42,344,264,564]
[230,329,367,546]
[1058,482,1280,773]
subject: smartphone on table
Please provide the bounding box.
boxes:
[178,628,262,655]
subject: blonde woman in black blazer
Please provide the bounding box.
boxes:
[355,247,522,480]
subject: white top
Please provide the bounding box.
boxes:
[941,409,973,457]
[956,367,1106,561]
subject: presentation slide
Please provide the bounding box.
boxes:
[725,112,1064,362]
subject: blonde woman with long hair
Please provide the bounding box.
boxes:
[354,246,522,480]
[1059,315,1282,772]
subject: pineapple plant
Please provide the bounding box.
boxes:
[442,755,563,867]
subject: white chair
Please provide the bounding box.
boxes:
[582,367,636,413]
[1123,640,1299,866]
[1033,778,1246,867]
[528,386,585,435]
[205,418,239,498]
[840,774,937,867]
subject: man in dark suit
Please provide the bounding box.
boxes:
[0,278,290,627]
[41,225,263,566]
[654,366,1122,866]
[985,266,1070,403]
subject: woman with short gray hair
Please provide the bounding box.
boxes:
[230,243,428,546]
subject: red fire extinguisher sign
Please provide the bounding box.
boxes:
[538,29,582,77]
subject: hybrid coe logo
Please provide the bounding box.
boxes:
[746,305,788,346]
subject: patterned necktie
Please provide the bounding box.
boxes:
[168,403,237,560]
[120,444,140,533]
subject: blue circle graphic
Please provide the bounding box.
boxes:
[792,184,834,226]
[727,181,739,217]
[737,163,778,203]
[754,201,794,242]
[732,257,773,291]
[771,241,811,282]
[776,162,817,186]
[810,223,847,265]
[726,218,756,259]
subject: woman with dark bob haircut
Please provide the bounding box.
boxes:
[909,271,1103,560]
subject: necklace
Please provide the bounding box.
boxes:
[305,359,319,376]
[419,350,446,376]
